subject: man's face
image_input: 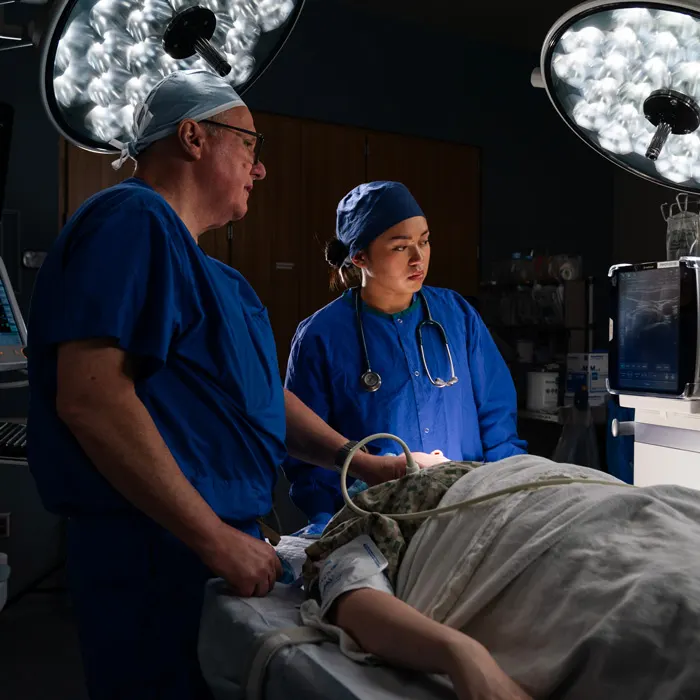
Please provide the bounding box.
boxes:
[200,107,266,224]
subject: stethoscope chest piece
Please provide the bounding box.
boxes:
[354,287,458,393]
[361,370,382,393]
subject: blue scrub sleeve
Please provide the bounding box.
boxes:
[465,303,527,461]
[283,327,339,519]
[47,206,182,376]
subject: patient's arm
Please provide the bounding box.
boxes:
[332,588,532,700]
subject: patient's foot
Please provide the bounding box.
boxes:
[445,638,532,700]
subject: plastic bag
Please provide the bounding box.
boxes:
[552,390,600,469]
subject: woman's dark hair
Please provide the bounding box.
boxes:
[325,238,362,290]
[325,238,349,268]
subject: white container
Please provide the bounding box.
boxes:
[527,371,559,412]
[0,552,9,614]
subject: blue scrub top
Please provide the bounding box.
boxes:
[27,178,286,532]
[283,286,526,521]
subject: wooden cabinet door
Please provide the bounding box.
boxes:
[298,121,367,324]
[230,112,303,374]
[61,120,482,378]
[366,132,480,298]
[60,141,131,224]
[61,139,231,262]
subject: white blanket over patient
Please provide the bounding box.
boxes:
[306,454,700,699]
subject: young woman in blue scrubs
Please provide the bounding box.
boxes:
[284,181,526,526]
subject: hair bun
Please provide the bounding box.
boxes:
[325,239,349,268]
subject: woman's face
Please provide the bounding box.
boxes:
[353,216,431,295]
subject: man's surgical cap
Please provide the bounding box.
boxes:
[111,69,246,170]
[336,181,425,260]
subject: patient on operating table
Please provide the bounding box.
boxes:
[299,453,700,700]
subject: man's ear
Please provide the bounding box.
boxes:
[177,119,205,160]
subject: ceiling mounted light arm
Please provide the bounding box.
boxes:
[38,0,305,154]
[0,39,33,50]
[531,67,545,88]
[0,0,46,51]
[537,0,700,193]
[163,6,230,76]
[644,87,700,159]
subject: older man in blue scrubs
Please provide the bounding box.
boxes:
[26,71,409,700]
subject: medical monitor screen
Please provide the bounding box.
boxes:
[0,276,21,347]
[617,266,680,392]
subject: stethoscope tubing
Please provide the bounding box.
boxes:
[354,288,458,391]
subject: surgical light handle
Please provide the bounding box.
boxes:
[340,434,633,522]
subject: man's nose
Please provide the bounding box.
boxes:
[252,160,266,181]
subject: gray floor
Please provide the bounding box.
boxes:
[0,569,89,700]
[0,479,307,700]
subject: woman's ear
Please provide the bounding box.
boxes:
[351,251,368,269]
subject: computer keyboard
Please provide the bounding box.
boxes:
[0,421,27,459]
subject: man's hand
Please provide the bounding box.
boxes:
[360,454,408,486]
[354,450,452,487]
[200,523,282,597]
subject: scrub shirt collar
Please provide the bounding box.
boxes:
[341,288,421,320]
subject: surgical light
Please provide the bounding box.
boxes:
[38,0,304,153]
[537,0,700,192]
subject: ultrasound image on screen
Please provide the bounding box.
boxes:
[618,266,680,392]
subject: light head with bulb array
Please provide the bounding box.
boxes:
[539,0,700,193]
[39,0,305,154]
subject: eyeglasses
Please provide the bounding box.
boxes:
[200,120,264,164]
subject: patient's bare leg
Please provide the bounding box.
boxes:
[332,588,531,700]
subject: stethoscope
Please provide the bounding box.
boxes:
[355,288,459,392]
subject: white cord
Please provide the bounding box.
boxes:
[340,433,633,522]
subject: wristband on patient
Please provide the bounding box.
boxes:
[317,535,391,617]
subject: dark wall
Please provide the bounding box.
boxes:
[613,169,675,265]
[0,1,617,371]
[0,0,620,558]
[0,46,58,418]
[0,47,63,596]
[243,0,615,343]
[1,48,59,311]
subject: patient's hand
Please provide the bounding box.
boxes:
[448,638,533,700]
[411,450,450,468]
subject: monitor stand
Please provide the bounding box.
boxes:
[616,394,700,491]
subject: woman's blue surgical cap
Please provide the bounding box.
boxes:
[111,69,246,170]
[336,181,424,259]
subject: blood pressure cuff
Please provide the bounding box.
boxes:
[315,535,393,618]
